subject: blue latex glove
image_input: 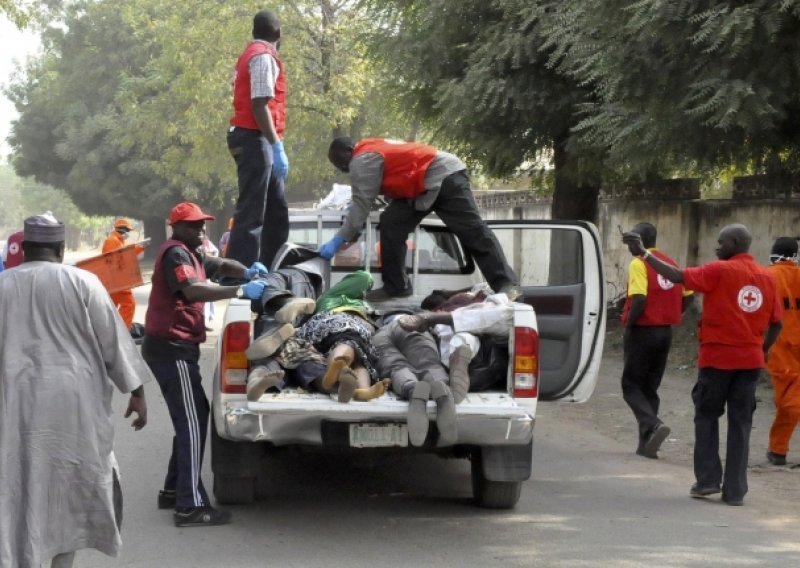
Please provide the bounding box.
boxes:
[240,280,268,300]
[272,141,289,180]
[244,261,268,280]
[318,235,345,260]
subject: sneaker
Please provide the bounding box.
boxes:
[766,450,787,466]
[245,323,294,360]
[430,380,457,446]
[499,284,523,301]
[407,381,431,447]
[641,423,670,458]
[246,361,285,401]
[689,483,721,499]
[274,298,316,324]
[158,489,176,510]
[721,493,744,506]
[174,506,231,527]
[365,287,412,302]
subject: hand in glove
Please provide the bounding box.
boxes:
[272,141,289,180]
[240,280,268,300]
[318,235,345,260]
[244,261,269,280]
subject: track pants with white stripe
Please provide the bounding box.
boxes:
[149,359,211,511]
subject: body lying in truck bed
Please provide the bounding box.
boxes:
[210,210,606,509]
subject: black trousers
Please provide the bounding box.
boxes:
[379,170,517,294]
[148,359,211,511]
[621,325,673,447]
[692,367,759,500]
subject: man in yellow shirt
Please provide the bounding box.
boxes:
[621,222,693,458]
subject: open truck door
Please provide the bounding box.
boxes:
[486,220,606,402]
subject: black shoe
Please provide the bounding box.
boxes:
[690,483,721,499]
[766,450,787,466]
[641,423,670,458]
[365,287,413,302]
[635,448,656,459]
[158,489,176,510]
[721,493,744,506]
[174,506,232,527]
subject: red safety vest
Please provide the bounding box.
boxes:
[230,41,286,136]
[621,250,684,326]
[353,138,438,199]
[144,239,207,344]
[4,230,24,268]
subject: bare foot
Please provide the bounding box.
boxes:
[354,378,392,401]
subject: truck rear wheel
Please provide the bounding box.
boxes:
[213,474,256,505]
[211,417,258,504]
[471,449,523,509]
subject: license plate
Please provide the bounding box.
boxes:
[349,423,408,448]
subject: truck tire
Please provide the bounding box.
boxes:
[210,417,258,504]
[471,449,523,509]
[213,474,256,505]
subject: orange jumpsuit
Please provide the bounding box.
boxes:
[102,231,144,329]
[766,261,800,455]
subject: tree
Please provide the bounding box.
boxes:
[6,0,183,249]
[537,0,800,180]
[364,0,603,221]
[115,0,416,203]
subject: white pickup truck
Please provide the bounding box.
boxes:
[211,211,605,509]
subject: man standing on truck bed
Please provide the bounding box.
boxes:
[321,137,518,301]
[620,222,692,459]
[623,223,782,506]
[0,213,150,568]
[226,9,290,272]
[142,202,269,527]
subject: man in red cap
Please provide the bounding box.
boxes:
[102,218,147,329]
[142,201,269,527]
[226,9,290,272]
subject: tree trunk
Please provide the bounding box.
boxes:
[551,137,599,223]
[548,137,600,285]
[142,216,167,261]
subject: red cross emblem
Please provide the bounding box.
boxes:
[737,286,763,313]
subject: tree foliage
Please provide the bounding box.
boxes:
[538,0,800,178]
[7,0,415,231]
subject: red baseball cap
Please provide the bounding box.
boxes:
[168,202,216,225]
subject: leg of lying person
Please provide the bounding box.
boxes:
[446,332,479,404]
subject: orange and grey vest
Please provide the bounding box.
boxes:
[353,138,438,199]
[230,41,286,136]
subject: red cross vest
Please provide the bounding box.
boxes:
[230,41,286,136]
[144,239,207,344]
[621,250,684,326]
[4,230,24,268]
[353,138,438,199]
[698,254,776,348]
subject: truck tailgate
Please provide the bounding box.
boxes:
[219,390,534,447]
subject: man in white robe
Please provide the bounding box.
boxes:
[0,214,151,568]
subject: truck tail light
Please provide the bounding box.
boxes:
[220,321,250,394]
[513,327,539,398]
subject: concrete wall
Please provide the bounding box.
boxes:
[474,190,800,303]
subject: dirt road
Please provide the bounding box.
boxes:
[557,313,800,505]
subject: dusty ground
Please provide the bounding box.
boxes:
[555,307,800,502]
